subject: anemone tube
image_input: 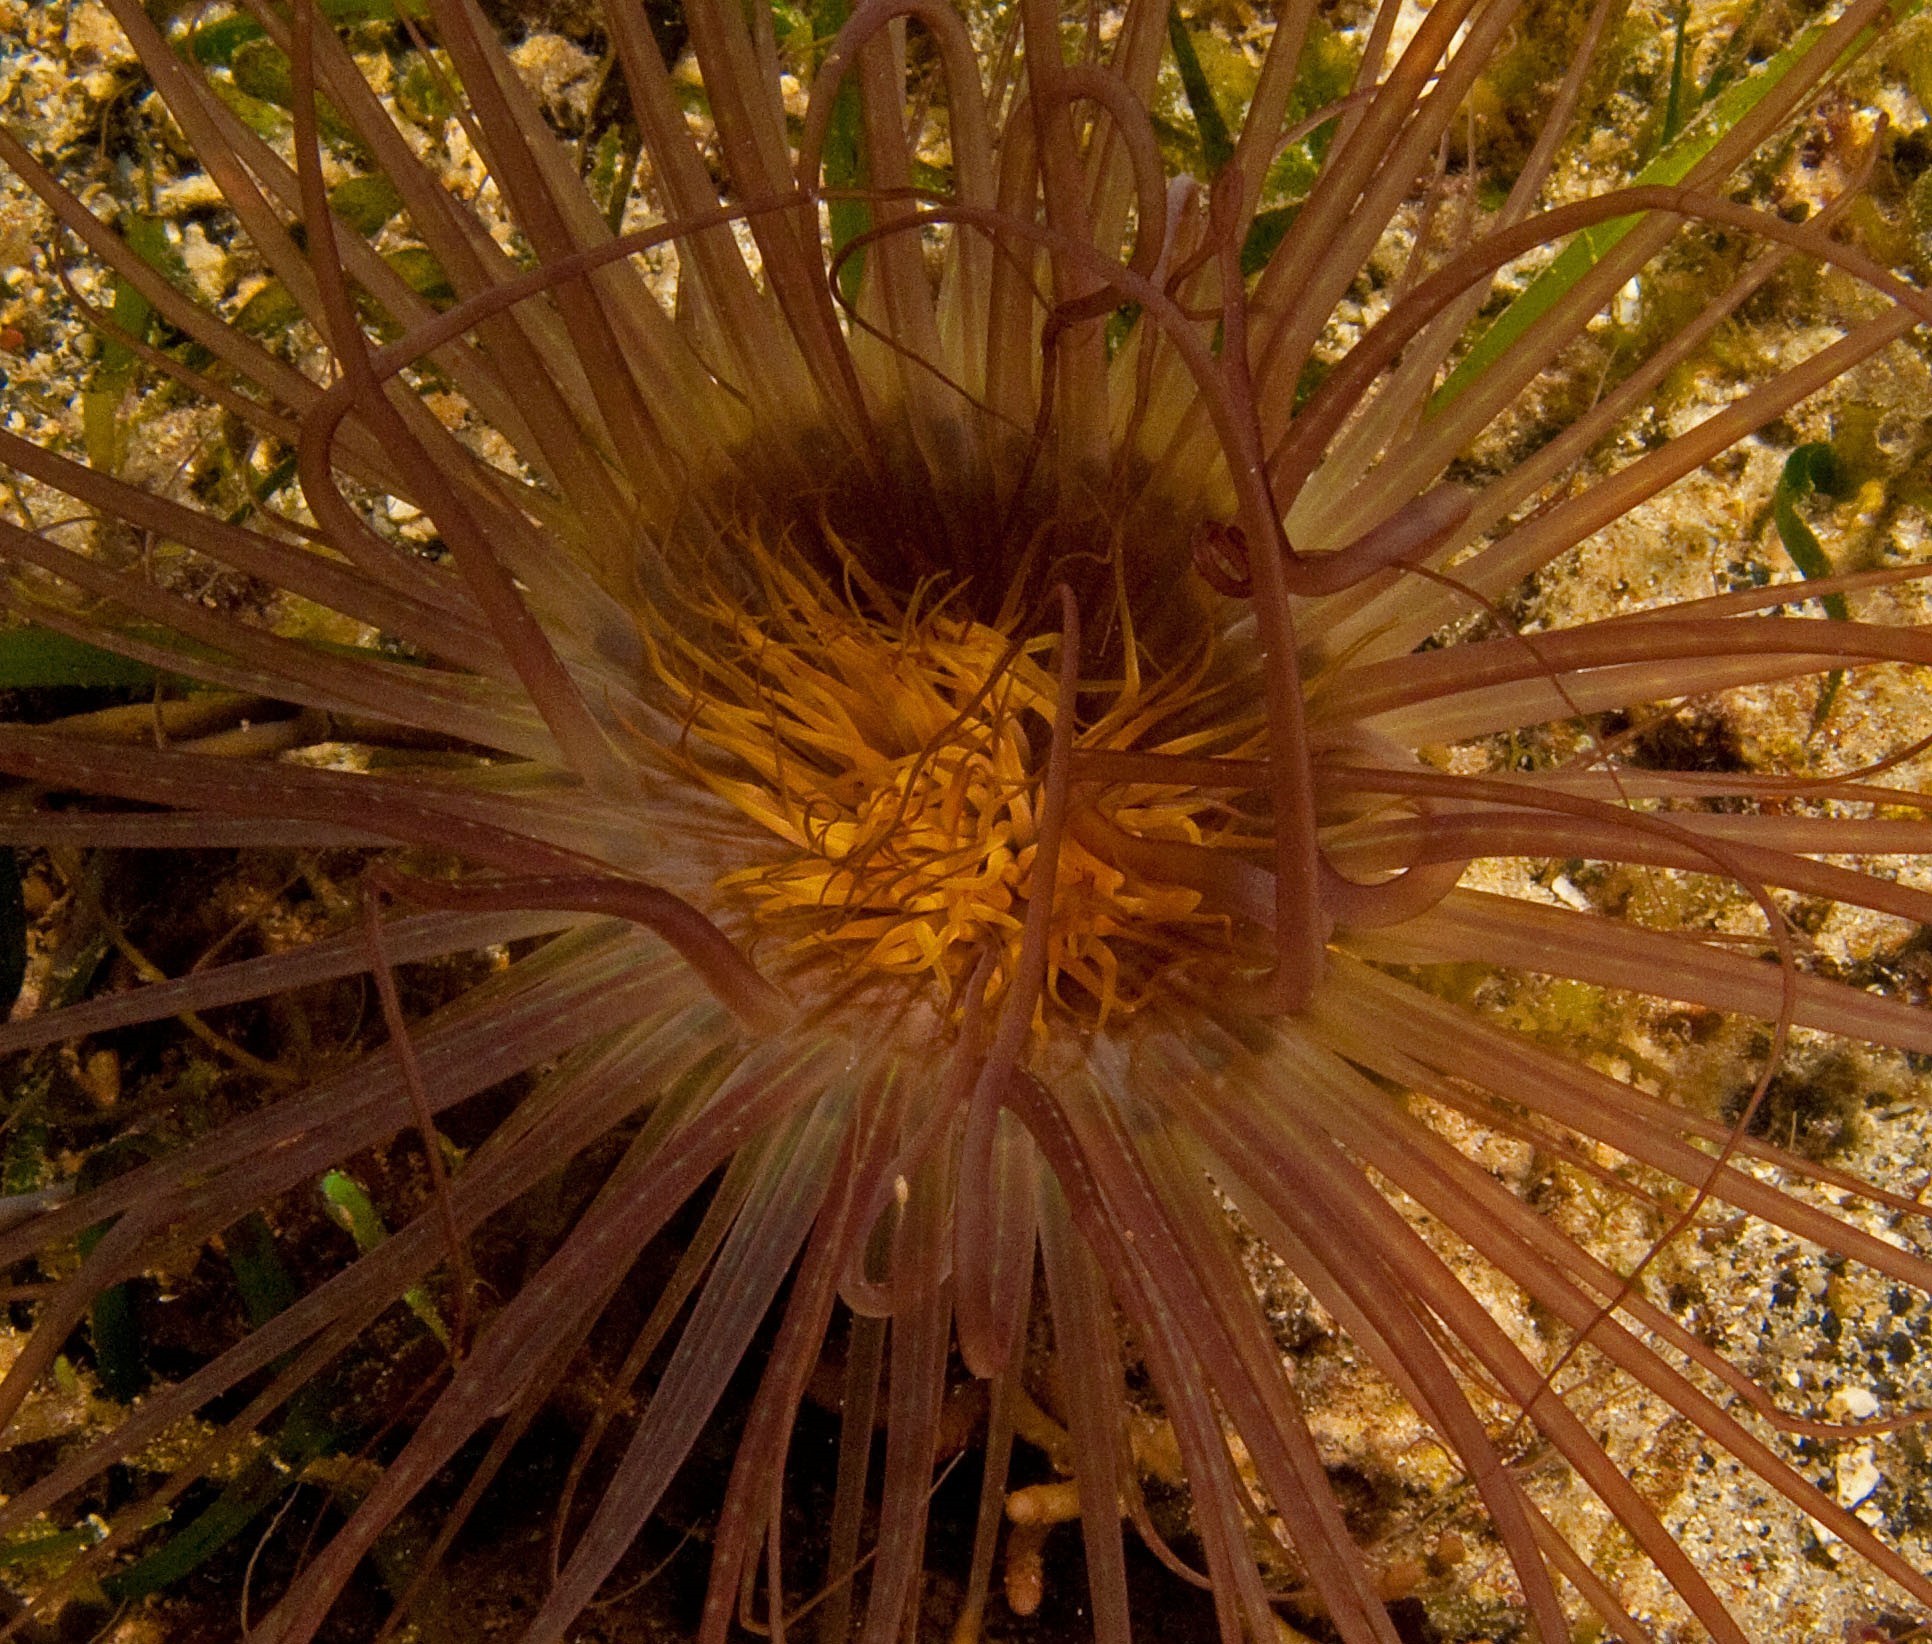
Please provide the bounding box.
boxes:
[0,0,1931,1640]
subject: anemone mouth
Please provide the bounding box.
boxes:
[700,423,1230,650]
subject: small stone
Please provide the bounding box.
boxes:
[1835,1445,1881,1509]
[1428,1531,1466,1572]
[1376,1557,1425,1601]
[1550,873,1592,911]
[1829,1385,1880,1421]
[65,0,130,67]
[156,174,228,215]
[81,1046,119,1108]
[508,32,597,120]
[178,221,229,304]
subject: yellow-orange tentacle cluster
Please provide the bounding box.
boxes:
[639,528,1270,1026]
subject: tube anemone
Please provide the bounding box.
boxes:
[0,0,1930,1639]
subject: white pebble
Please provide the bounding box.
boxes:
[1829,1386,1880,1421]
[1550,874,1592,911]
[1836,1446,1881,1509]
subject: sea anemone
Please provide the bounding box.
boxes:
[1,0,1931,1637]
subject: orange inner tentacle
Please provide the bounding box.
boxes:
[640,525,1277,1028]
